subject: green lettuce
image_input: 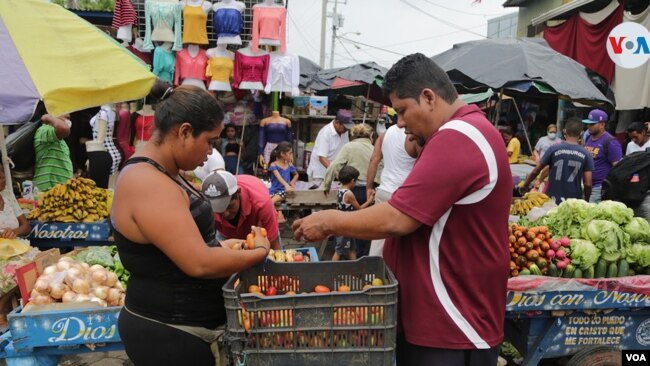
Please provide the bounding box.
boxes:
[582,220,630,262]
[569,239,601,270]
[624,217,650,243]
[626,243,650,267]
[543,199,593,238]
[587,200,634,225]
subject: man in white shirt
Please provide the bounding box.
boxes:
[307,109,354,185]
[626,122,650,155]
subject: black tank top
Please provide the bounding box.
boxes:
[224,141,240,155]
[113,157,227,329]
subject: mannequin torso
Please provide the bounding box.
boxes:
[180,0,211,13]
[213,0,246,45]
[235,44,268,90]
[160,41,173,51]
[258,111,292,165]
[87,104,114,152]
[252,0,284,48]
[177,45,208,90]
[180,0,210,45]
[206,44,234,91]
[135,105,155,152]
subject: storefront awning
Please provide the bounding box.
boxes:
[531,0,597,26]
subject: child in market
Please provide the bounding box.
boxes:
[268,142,298,223]
[332,165,375,261]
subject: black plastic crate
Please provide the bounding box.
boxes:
[222,256,398,366]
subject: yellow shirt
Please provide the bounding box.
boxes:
[182,2,208,45]
[205,57,234,83]
[507,137,521,164]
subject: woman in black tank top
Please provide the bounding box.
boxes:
[111,81,270,366]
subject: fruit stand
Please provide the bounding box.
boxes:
[26,178,114,249]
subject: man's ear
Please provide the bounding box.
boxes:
[421,89,436,107]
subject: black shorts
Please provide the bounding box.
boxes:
[396,334,500,366]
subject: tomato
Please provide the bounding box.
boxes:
[265,286,277,296]
[293,254,304,262]
[260,227,267,237]
[246,233,255,250]
[314,285,331,293]
[337,285,351,292]
[248,285,261,293]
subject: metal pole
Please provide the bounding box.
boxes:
[329,0,338,68]
[236,112,247,175]
[319,0,327,68]
[511,97,533,156]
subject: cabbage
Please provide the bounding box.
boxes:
[582,220,630,262]
[624,217,650,243]
[587,200,634,225]
[626,243,650,267]
[569,239,601,270]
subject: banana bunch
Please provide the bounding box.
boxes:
[510,192,550,216]
[28,178,112,223]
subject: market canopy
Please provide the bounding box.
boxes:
[431,37,613,107]
[302,62,389,105]
[0,0,156,124]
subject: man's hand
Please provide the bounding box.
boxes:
[292,210,336,242]
[366,188,376,202]
[251,226,270,254]
[221,238,245,250]
[0,230,16,239]
[367,191,376,204]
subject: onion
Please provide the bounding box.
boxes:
[32,294,53,305]
[43,265,57,275]
[91,269,108,285]
[62,291,77,303]
[34,279,50,292]
[118,294,125,306]
[89,296,108,307]
[107,288,122,304]
[56,260,71,271]
[81,262,90,270]
[106,272,118,287]
[59,257,75,263]
[93,286,109,300]
[67,267,83,279]
[49,282,69,299]
[114,281,125,291]
[74,294,91,302]
[72,278,90,295]
[90,264,105,272]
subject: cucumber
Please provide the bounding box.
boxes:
[563,264,576,278]
[529,264,542,276]
[606,262,618,278]
[547,263,558,277]
[584,266,595,279]
[573,268,583,278]
[519,268,531,276]
[595,259,608,278]
[617,259,630,278]
[628,269,636,276]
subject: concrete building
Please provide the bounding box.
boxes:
[487,12,519,39]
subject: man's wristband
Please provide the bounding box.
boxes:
[254,246,269,255]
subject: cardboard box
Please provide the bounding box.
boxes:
[293,96,310,115]
[309,96,328,116]
[15,248,60,304]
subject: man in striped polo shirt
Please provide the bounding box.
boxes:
[34,114,73,192]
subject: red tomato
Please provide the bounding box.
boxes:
[265,286,278,296]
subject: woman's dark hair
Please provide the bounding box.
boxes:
[269,141,292,165]
[225,124,237,133]
[148,79,224,143]
[383,53,458,105]
[338,165,359,184]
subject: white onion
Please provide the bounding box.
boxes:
[74,294,91,302]
[49,283,69,299]
[81,262,90,270]
[89,264,105,272]
[107,288,121,304]
[43,265,57,275]
[72,278,90,295]
[56,260,71,271]
[32,294,53,305]
[67,267,83,279]
[59,257,75,263]
[89,296,107,307]
[34,279,50,292]
[106,272,118,287]
[114,281,124,291]
[62,291,77,303]
[91,269,108,285]
[118,294,125,306]
[93,286,109,300]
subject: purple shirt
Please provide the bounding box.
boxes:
[584,132,622,187]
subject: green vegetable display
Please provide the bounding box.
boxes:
[76,246,129,289]
[582,220,630,263]
[624,218,650,243]
[568,239,600,270]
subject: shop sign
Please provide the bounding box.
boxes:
[28,221,111,241]
[507,290,650,311]
[29,224,89,240]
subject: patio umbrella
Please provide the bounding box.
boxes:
[310,62,390,107]
[431,38,612,107]
[0,0,156,125]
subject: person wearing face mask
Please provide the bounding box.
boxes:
[533,124,561,162]
[33,113,73,192]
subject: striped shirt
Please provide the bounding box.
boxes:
[33,124,73,192]
[112,0,138,29]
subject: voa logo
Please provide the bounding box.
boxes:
[607,22,650,69]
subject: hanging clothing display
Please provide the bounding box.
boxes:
[213,7,244,40]
[182,1,209,45]
[264,52,300,95]
[112,0,137,29]
[251,7,287,53]
[143,1,183,51]
[232,51,269,90]
[206,57,234,84]
[612,5,650,110]
[135,114,155,146]
[175,48,209,86]
[90,107,122,175]
[544,1,623,83]
[153,46,176,85]
[116,106,134,165]
[127,38,153,68]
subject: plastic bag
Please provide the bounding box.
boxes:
[5,121,41,172]
[526,201,558,222]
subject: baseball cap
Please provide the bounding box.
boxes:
[336,109,354,129]
[201,170,238,213]
[582,109,608,124]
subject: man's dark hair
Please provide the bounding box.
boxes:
[627,122,647,134]
[501,126,513,136]
[383,53,458,104]
[338,165,360,184]
[564,117,583,138]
